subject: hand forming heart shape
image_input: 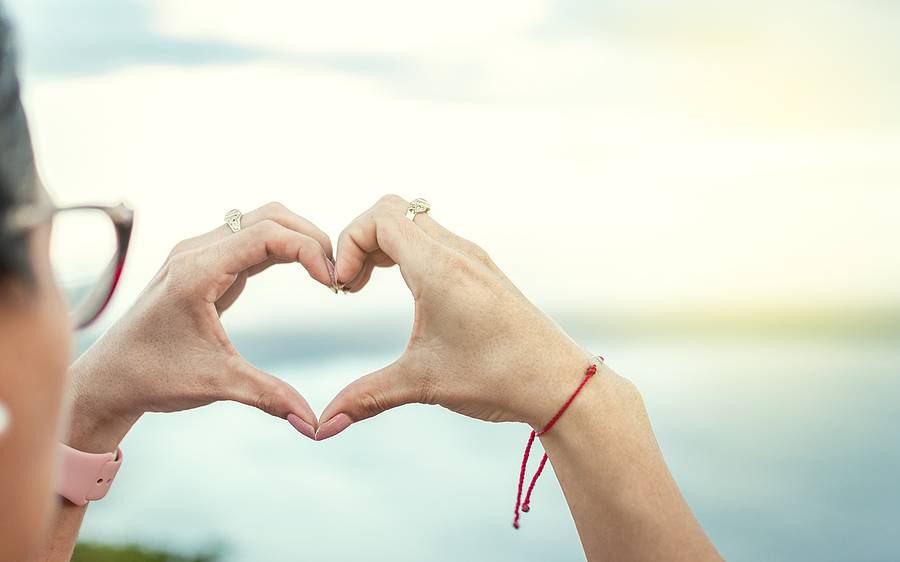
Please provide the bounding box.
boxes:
[65,196,593,452]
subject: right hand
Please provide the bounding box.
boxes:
[316,195,595,440]
[67,202,335,450]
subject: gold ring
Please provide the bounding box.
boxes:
[224,209,243,233]
[405,198,431,222]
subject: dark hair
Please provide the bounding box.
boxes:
[0,6,36,283]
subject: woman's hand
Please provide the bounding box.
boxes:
[66,202,335,451]
[316,195,595,439]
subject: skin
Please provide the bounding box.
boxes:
[1,198,336,562]
[0,191,720,561]
[0,210,70,562]
[320,194,723,561]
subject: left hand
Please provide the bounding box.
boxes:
[65,202,334,451]
[315,195,593,440]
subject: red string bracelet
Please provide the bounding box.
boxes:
[512,355,604,530]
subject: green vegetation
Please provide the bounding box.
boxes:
[72,543,219,562]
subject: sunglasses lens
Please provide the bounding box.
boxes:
[49,208,118,325]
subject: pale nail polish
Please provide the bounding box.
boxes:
[315,413,353,441]
[287,413,316,440]
[324,258,337,287]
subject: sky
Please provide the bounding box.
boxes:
[3,4,899,560]
[4,0,900,331]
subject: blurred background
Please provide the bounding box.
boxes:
[6,0,900,560]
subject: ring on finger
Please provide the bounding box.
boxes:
[405,198,431,222]
[224,209,243,233]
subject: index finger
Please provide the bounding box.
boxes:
[334,194,443,292]
[178,202,335,261]
[193,219,334,299]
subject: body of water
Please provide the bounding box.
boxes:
[75,335,900,561]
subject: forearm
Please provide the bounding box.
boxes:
[37,354,138,562]
[539,362,721,562]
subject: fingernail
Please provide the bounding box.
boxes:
[287,413,316,440]
[324,258,337,287]
[315,413,353,441]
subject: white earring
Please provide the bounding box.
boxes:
[0,400,9,437]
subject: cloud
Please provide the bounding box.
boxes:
[23,60,900,330]
[148,0,900,131]
[11,0,900,131]
[4,0,264,78]
[8,0,900,331]
[154,0,550,56]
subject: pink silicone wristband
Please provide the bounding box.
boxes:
[57,443,123,506]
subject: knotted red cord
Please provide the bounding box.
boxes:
[512,356,603,530]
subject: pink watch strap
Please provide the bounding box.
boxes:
[57,443,123,506]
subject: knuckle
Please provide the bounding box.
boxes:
[253,218,281,236]
[375,195,407,217]
[164,248,196,277]
[262,201,288,215]
[441,251,500,301]
[358,389,387,417]
[293,234,317,257]
[464,241,491,264]
[159,248,203,294]
[445,251,476,276]
[255,391,275,414]
[169,238,193,257]
[254,387,290,415]
[378,193,406,207]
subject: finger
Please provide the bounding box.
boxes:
[342,257,377,293]
[334,194,443,291]
[316,360,419,441]
[240,203,334,260]
[342,249,396,292]
[179,202,334,261]
[415,216,494,270]
[215,271,248,313]
[396,209,520,293]
[225,358,318,441]
[241,250,322,280]
[192,220,334,298]
[334,210,378,286]
[216,254,290,314]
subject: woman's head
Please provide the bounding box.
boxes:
[0,8,73,561]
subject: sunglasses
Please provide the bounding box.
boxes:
[6,203,133,329]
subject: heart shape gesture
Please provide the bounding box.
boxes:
[62,197,721,562]
[66,197,591,451]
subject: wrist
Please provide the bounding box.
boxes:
[65,351,141,453]
[66,396,138,454]
[537,362,651,471]
[516,338,597,429]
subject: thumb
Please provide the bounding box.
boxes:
[316,359,419,441]
[225,358,319,441]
